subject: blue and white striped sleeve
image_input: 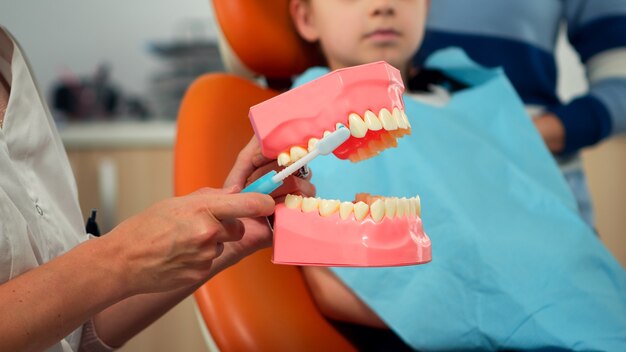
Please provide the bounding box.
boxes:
[550,0,626,154]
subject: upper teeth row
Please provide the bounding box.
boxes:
[349,107,411,138]
[284,194,421,222]
[277,107,410,166]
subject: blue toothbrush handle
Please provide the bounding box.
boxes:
[241,170,282,194]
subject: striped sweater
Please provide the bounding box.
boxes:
[414,0,626,155]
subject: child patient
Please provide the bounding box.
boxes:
[289,0,626,350]
[289,0,429,328]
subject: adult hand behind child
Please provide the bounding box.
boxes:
[534,112,565,153]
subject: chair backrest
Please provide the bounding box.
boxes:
[212,0,324,80]
[174,1,355,350]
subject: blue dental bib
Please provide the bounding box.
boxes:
[297,49,626,351]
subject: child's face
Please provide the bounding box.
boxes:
[291,0,428,73]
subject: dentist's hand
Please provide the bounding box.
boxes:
[221,137,315,259]
[225,137,316,200]
[102,187,274,295]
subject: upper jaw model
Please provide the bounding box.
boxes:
[249,61,431,267]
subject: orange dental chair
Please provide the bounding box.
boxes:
[173,0,356,351]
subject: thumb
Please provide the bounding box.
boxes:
[224,137,271,189]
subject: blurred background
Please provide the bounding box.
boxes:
[2,0,222,122]
[1,1,625,351]
[1,1,218,350]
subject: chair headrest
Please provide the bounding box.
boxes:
[212,0,325,80]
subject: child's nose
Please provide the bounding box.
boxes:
[370,0,396,16]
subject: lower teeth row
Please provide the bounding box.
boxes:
[284,194,421,222]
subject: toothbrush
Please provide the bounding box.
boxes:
[242,127,351,194]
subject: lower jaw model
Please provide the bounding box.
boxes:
[249,61,431,266]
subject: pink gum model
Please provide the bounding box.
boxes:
[249,61,430,267]
[272,204,431,266]
[249,61,405,160]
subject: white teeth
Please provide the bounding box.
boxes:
[393,107,408,129]
[277,152,290,166]
[413,196,421,216]
[319,199,340,216]
[339,202,354,220]
[348,113,368,138]
[278,108,409,167]
[384,198,397,218]
[290,146,307,162]
[301,197,319,212]
[399,198,410,217]
[396,198,406,217]
[379,108,398,131]
[401,110,411,128]
[284,194,422,220]
[353,201,369,221]
[285,194,303,209]
[364,110,383,131]
[278,144,310,166]
[307,138,319,152]
[370,199,385,223]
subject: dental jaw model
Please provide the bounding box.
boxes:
[249,61,431,266]
[276,193,429,266]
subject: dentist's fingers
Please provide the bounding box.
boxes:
[224,137,272,189]
[212,218,246,243]
[107,189,275,295]
[246,161,281,186]
[273,175,316,200]
[191,186,239,196]
[243,162,316,199]
[200,192,275,220]
[188,187,275,220]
